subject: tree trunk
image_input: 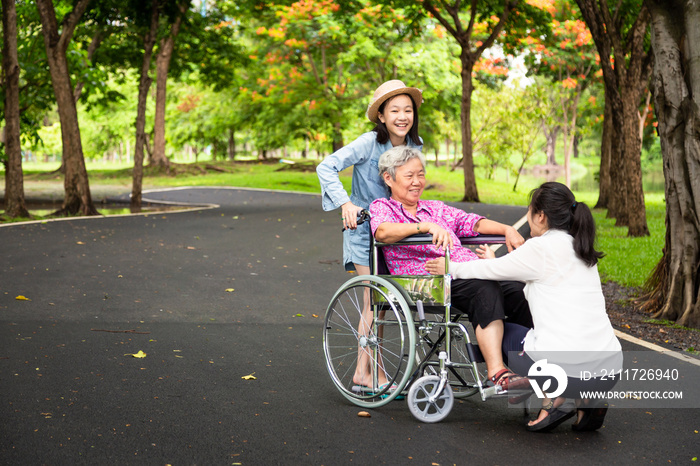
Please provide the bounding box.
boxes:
[132,0,159,209]
[332,121,343,152]
[621,85,649,236]
[459,46,479,202]
[228,127,236,160]
[543,125,560,166]
[151,2,187,168]
[607,108,628,224]
[576,0,651,236]
[36,0,97,216]
[595,93,613,208]
[2,0,29,218]
[641,0,700,328]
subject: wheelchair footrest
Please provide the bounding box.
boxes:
[482,384,505,399]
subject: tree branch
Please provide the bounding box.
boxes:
[423,0,460,40]
[57,0,93,54]
[475,0,515,58]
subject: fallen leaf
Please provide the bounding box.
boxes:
[125,350,147,358]
[225,288,235,292]
[294,313,304,317]
[312,314,319,318]
[358,411,371,417]
[15,295,31,301]
[76,241,85,245]
[242,372,256,380]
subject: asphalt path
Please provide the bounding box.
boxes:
[1,187,698,465]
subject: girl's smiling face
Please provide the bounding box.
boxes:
[378,94,414,146]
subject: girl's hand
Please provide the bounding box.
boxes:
[341,202,363,230]
[476,244,495,259]
[425,223,454,251]
[425,258,446,275]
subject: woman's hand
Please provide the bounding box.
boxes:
[504,226,524,252]
[341,202,363,230]
[425,223,454,251]
[475,244,496,259]
[425,257,446,275]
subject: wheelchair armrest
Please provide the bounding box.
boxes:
[388,233,434,245]
[377,233,506,247]
[460,234,506,245]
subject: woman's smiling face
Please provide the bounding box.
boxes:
[383,157,425,208]
[378,94,414,146]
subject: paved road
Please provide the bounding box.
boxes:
[1,188,698,465]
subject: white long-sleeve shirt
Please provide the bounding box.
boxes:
[451,229,621,374]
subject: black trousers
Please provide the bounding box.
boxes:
[450,279,533,330]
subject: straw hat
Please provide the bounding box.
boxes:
[366,80,423,124]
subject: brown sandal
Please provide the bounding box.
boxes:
[491,368,531,391]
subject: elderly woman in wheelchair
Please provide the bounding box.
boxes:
[322,145,534,422]
[371,145,532,387]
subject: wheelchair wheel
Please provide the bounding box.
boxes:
[416,316,483,399]
[323,275,416,408]
[407,375,454,423]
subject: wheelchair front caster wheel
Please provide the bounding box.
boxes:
[407,375,454,423]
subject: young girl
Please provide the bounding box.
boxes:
[317,80,423,390]
[427,182,622,432]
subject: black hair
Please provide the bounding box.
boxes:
[529,181,604,267]
[372,94,421,146]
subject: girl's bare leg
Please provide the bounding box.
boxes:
[352,264,389,388]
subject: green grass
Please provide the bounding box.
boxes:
[643,318,700,333]
[7,158,665,287]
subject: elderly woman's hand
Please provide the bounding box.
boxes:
[504,226,524,252]
[425,257,446,275]
[425,223,454,251]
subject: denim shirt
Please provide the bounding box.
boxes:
[316,132,422,211]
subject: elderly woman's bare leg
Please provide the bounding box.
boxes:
[475,320,506,378]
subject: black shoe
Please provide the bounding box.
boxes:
[572,407,608,432]
[527,404,575,433]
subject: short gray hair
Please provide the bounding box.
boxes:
[378,145,426,181]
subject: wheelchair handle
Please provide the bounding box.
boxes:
[341,209,370,232]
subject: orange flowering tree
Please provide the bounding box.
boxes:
[245,0,419,154]
[523,0,601,186]
[409,0,552,202]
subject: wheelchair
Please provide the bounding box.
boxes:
[322,210,527,423]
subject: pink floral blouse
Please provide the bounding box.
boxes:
[369,198,484,275]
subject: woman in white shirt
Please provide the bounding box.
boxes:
[427,182,622,433]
